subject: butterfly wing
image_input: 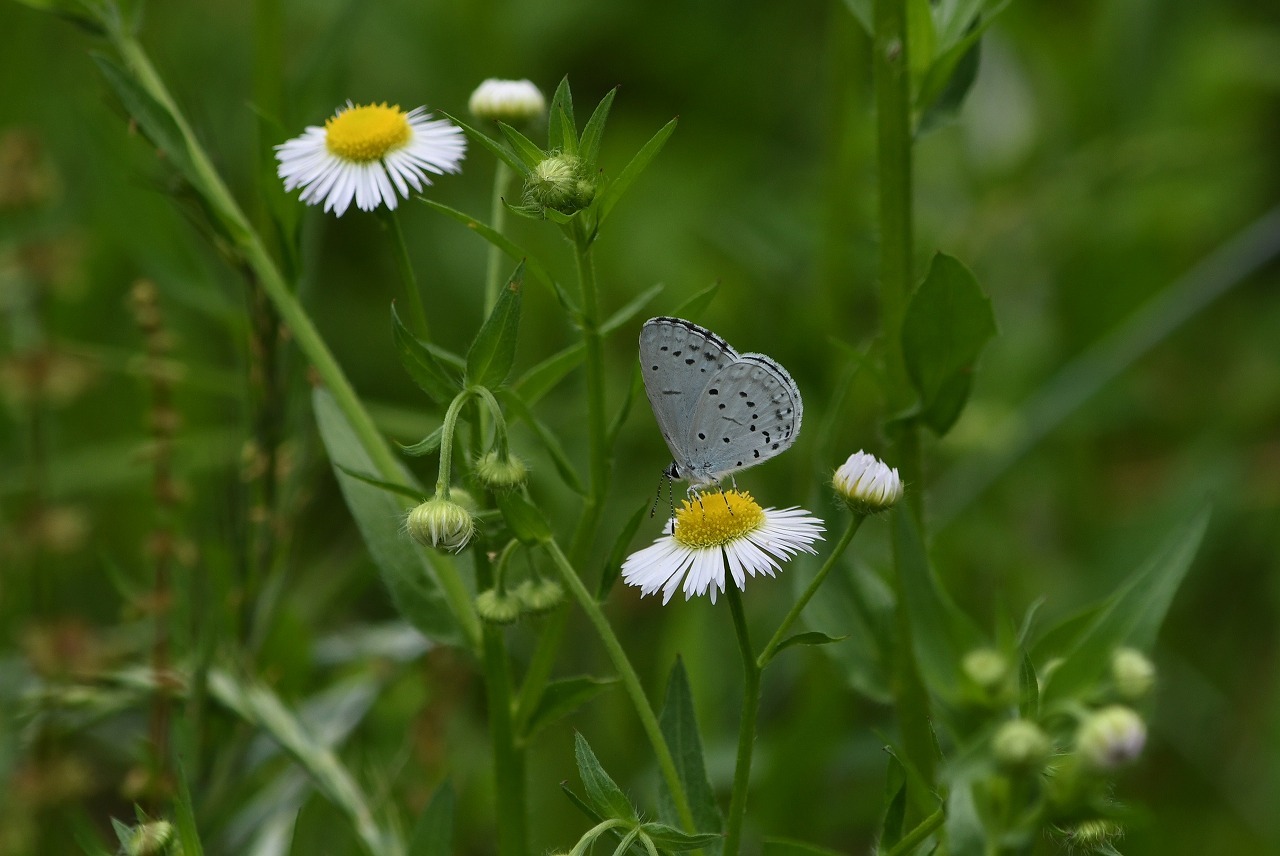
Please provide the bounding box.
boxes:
[639,317,739,465]
[685,352,803,481]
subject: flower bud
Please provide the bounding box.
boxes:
[524,154,595,215]
[992,719,1050,770]
[124,820,174,856]
[962,647,1009,692]
[832,451,902,514]
[513,578,564,615]
[406,495,475,553]
[1056,819,1123,850]
[1111,647,1155,701]
[475,587,522,625]
[475,450,528,490]
[469,78,546,125]
[1076,705,1146,770]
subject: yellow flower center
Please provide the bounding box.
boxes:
[672,490,765,548]
[325,103,411,162]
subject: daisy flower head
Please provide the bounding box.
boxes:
[622,490,823,605]
[275,102,465,216]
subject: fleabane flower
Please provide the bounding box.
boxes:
[469,78,546,125]
[275,102,465,216]
[832,450,902,513]
[622,490,823,605]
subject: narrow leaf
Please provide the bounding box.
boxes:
[174,764,206,856]
[641,824,723,850]
[440,110,528,176]
[392,303,459,404]
[944,781,985,856]
[407,783,453,856]
[774,631,849,656]
[512,343,585,406]
[1041,503,1210,702]
[574,732,638,823]
[495,491,553,545]
[580,87,618,166]
[92,54,198,187]
[599,502,649,599]
[334,464,427,503]
[397,427,444,457]
[1018,652,1039,719]
[656,659,722,848]
[901,253,996,436]
[500,392,587,495]
[672,280,721,317]
[314,389,468,646]
[519,676,618,741]
[599,117,678,222]
[498,121,547,170]
[466,261,524,388]
[548,77,576,151]
[602,283,665,336]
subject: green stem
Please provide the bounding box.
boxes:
[757,514,864,668]
[543,538,695,833]
[483,161,512,315]
[380,208,431,341]
[435,390,475,496]
[107,29,481,646]
[885,807,946,856]
[723,584,761,856]
[568,222,609,563]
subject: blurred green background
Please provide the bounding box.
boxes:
[1,0,1278,853]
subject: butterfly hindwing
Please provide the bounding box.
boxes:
[687,353,802,479]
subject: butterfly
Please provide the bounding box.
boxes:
[639,316,802,487]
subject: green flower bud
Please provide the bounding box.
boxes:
[475,587,522,625]
[962,647,1009,692]
[524,154,595,215]
[1076,705,1146,770]
[124,821,174,856]
[475,450,528,490]
[1111,647,1155,700]
[1055,819,1123,850]
[513,578,564,615]
[406,495,476,553]
[992,719,1050,770]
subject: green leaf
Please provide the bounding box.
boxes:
[944,781,985,856]
[841,0,872,34]
[92,54,199,188]
[579,87,618,167]
[901,253,996,436]
[419,198,573,310]
[548,77,577,152]
[907,0,938,91]
[500,392,586,495]
[495,490,552,545]
[498,121,547,170]
[671,280,721,317]
[892,508,986,700]
[806,560,894,704]
[598,117,678,222]
[440,110,529,176]
[392,303,459,405]
[1041,504,1210,703]
[574,732,638,823]
[641,823,723,851]
[917,36,982,134]
[601,283,665,336]
[880,754,907,849]
[407,783,453,856]
[334,464,427,503]
[599,502,649,599]
[605,363,644,448]
[466,261,524,388]
[397,427,444,457]
[520,676,618,741]
[774,631,849,657]
[512,343,584,406]
[1018,652,1039,719]
[174,763,206,856]
[314,389,467,646]
[656,659,722,849]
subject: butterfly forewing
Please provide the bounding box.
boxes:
[639,317,739,461]
[687,353,802,479]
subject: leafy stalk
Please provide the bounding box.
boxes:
[723,585,761,856]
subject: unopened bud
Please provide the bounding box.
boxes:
[406,495,476,553]
[832,451,902,514]
[962,647,1009,692]
[1111,647,1155,700]
[475,450,528,490]
[469,78,546,125]
[475,588,522,625]
[124,820,174,856]
[1076,705,1146,770]
[514,578,564,615]
[524,155,595,215]
[992,719,1050,770]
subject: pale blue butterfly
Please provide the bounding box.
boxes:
[639,316,803,487]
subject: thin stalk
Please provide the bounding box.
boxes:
[543,538,695,833]
[435,390,475,496]
[885,807,945,856]
[723,584,761,856]
[380,208,431,340]
[477,549,528,856]
[757,514,864,668]
[108,31,479,639]
[568,221,609,563]
[483,161,512,315]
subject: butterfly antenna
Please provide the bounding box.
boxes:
[649,471,665,519]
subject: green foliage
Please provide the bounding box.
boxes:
[657,659,723,847]
[407,784,454,856]
[573,732,639,823]
[392,303,460,405]
[465,261,525,388]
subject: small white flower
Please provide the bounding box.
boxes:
[275,102,465,217]
[469,78,546,124]
[1076,705,1147,770]
[832,450,902,513]
[622,490,823,605]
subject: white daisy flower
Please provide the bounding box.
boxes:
[275,102,465,217]
[469,78,546,124]
[622,490,823,605]
[832,450,902,513]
